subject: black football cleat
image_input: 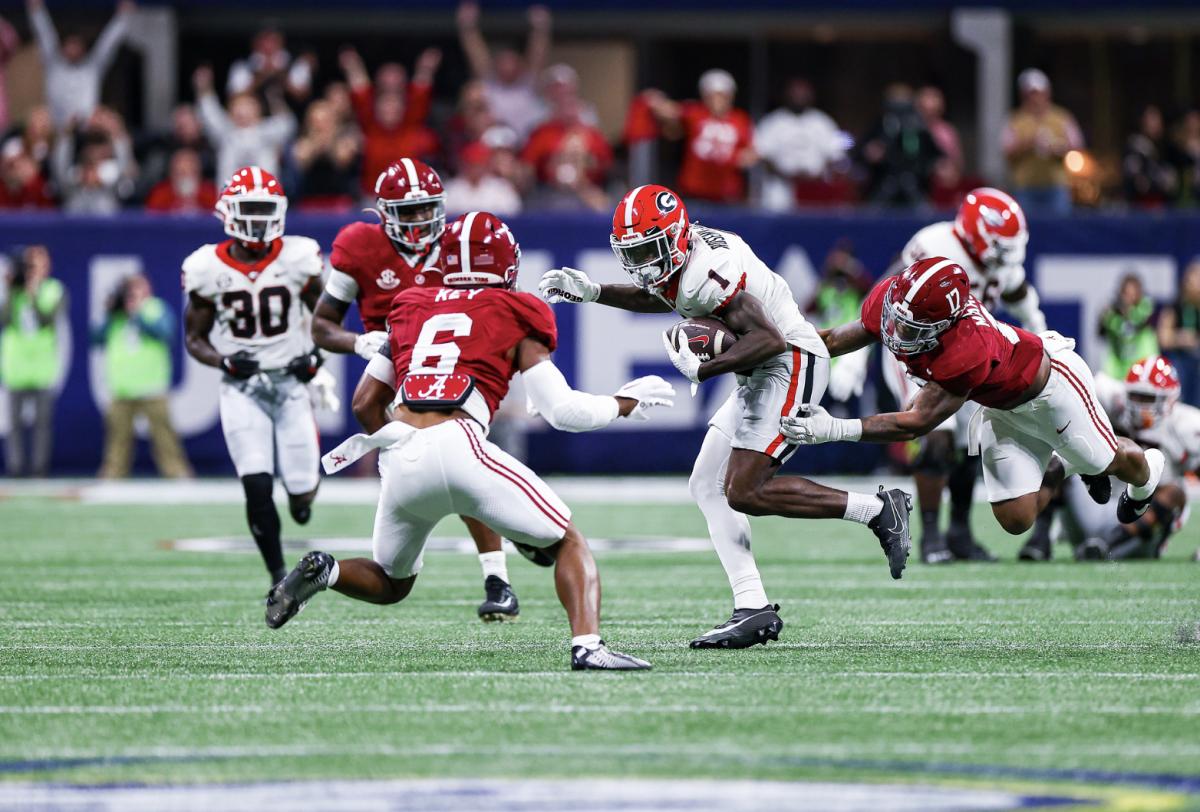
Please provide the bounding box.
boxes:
[571,641,651,671]
[511,539,555,567]
[1080,473,1112,505]
[920,530,953,565]
[1075,537,1108,561]
[1017,530,1052,562]
[1116,490,1154,524]
[265,551,334,629]
[477,575,519,622]
[868,487,913,579]
[269,566,287,586]
[690,604,783,649]
[946,521,996,562]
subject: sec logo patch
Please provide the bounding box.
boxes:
[377,269,400,290]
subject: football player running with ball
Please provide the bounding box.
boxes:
[782,257,1166,542]
[268,212,673,670]
[309,158,520,623]
[540,184,914,650]
[183,167,326,586]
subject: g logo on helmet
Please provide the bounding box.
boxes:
[655,191,678,214]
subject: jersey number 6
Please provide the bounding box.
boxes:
[411,312,474,373]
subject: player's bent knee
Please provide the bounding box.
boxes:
[992,498,1037,535]
[379,575,417,604]
[725,483,768,517]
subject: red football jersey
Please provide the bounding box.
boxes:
[862,278,1045,408]
[676,101,753,203]
[388,286,557,415]
[329,221,442,331]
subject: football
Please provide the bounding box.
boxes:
[666,316,738,362]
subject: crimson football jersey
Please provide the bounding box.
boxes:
[327,221,442,331]
[388,286,557,415]
[862,278,1045,408]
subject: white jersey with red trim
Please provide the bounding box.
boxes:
[901,221,1026,315]
[182,235,323,369]
[655,223,827,358]
[1094,372,1200,484]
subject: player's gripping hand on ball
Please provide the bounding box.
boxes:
[540,267,600,304]
[661,330,702,395]
[615,375,676,421]
[780,406,863,445]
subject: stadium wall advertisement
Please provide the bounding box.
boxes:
[0,210,1194,475]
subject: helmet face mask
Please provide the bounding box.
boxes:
[215,168,287,245]
[881,293,950,355]
[1123,355,1181,430]
[610,229,678,290]
[610,185,690,291]
[378,195,446,252]
[881,258,969,356]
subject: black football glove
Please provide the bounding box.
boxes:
[222,350,260,379]
[286,350,324,383]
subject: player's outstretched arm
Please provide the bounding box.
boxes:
[517,338,673,432]
[782,382,966,445]
[695,291,785,381]
[311,293,359,355]
[819,319,876,358]
[540,267,672,313]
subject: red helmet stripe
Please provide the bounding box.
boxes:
[904,258,957,304]
[624,185,646,229]
[459,210,479,276]
[399,157,420,191]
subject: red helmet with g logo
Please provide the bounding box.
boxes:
[610,184,690,290]
[440,211,520,289]
[1123,355,1181,429]
[881,257,971,355]
[375,158,446,253]
[954,187,1028,269]
[215,166,287,244]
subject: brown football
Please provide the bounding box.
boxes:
[665,316,738,362]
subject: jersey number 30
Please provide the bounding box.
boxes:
[223,287,291,339]
[411,313,473,373]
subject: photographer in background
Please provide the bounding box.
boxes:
[0,245,64,477]
[93,273,191,479]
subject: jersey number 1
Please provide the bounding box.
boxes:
[411,313,474,373]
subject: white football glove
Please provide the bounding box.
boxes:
[827,346,869,402]
[539,267,600,304]
[307,366,341,413]
[614,375,676,421]
[354,330,389,360]
[661,330,702,395]
[779,406,862,445]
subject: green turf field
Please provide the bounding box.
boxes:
[2,492,1198,808]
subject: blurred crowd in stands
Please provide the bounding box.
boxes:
[3,1,1200,216]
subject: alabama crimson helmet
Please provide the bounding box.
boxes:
[881,257,971,355]
[954,187,1028,270]
[440,211,520,289]
[610,184,690,290]
[1123,355,1181,429]
[215,166,287,244]
[375,158,446,253]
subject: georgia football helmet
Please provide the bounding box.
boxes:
[1124,355,1181,430]
[953,187,1028,270]
[440,211,520,289]
[375,158,446,253]
[215,166,287,244]
[610,184,690,290]
[881,257,971,355]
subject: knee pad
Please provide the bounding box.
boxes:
[913,433,953,476]
[241,473,275,508]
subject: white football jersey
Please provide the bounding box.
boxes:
[183,235,323,369]
[655,223,828,358]
[1094,372,1200,484]
[901,221,1027,316]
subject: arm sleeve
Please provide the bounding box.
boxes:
[29,5,59,62]
[523,360,620,433]
[89,9,130,71]
[365,350,396,389]
[324,269,359,303]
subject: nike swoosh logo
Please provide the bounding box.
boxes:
[492,597,515,610]
[697,611,771,638]
[1056,421,1071,434]
[881,493,905,535]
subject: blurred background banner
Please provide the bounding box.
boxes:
[0,209,1194,475]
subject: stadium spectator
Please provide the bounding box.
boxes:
[443,80,496,173]
[916,85,962,170]
[93,273,191,478]
[1158,260,1200,405]
[0,15,19,133]
[1168,108,1200,207]
[858,83,942,207]
[144,148,216,213]
[1122,104,1176,209]
[0,138,53,209]
[456,1,552,140]
[26,0,135,129]
[1001,68,1083,214]
[443,141,521,216]
[525,129,607,212]
[286,99,360,210]
[1099,273,1159,380]
[754,77,846,211]
[194,65,295,186]
[481,124,530,193]
[338,46,439,197]
[521,66,611,190]
[226,26,314,107]
[18,106,55,176]
[645,69,755,204]
[136,104,215,197]
[0,245,64,477]
[52,106,137,215]
[321,81,354,130]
